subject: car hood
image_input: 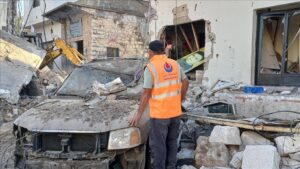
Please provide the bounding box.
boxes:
[13,98,139,133]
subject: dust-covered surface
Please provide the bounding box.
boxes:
[0,57,35,104]
[56,59,143,97]
[14,98,138,133]
[0,97,44,169]
[0,122,15,169]
[0,30,46,104]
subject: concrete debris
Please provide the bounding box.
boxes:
[177,148,195,160]
[275,135,300,155]
[195,136,230,168]
[209,125,242,145]
[0,58,36,103]
[90,77,127,95]
[208,80,241,96]
[0,30,46,104]
[0,122,15,169]
[227,145,240,158]
[229,151,243,169]
[241,131,272,145]
[242,145,280,169]
[181,165,197,169]
[281,157,300,169]
[289,152,300,161]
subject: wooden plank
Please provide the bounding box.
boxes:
[186,114,300,133]
[179,25,193,52]
[191,23,200,50]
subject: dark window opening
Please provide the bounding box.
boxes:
[107,47,119,58]
[76,40,84,55]
[33,0,40,8]
[256,9,300,86]
[160,20,206,79]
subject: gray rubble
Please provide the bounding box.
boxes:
[195,136,230,168]
[242,145,280,169]
[275,135,300,156]
[241,131,272,145]
[209,126,242,145]
[229,151,243,169]
[281,157,300,169]
[0,30,46,104]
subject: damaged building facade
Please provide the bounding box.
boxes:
[44,0,149,71]
[150,0,300,87]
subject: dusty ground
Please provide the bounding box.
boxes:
[0,122,15,169]
[0,98,44,169]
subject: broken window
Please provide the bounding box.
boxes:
[256,10,300,86]
[160,20,205,79]
[107,47,119,58]
[287,12,300,73]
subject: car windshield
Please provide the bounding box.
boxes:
[56,59,142,97]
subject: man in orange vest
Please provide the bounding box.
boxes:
[131,40,189,169]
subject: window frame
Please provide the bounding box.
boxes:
[256,9,300,86]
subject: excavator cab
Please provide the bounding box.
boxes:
[39,38,85,69]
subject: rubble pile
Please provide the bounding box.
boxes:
[178,122,300,169]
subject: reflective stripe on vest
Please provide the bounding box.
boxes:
[148,62,181,88]
[148,63,181,99]
[152,89,181,99]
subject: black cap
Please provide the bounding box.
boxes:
[149,40,164,53]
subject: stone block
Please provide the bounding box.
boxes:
[242,145,280,169]
[289,152,300,161]
[275,135,300,155]
[229,151,243,169]
[281,157,300,169]
[241,131,272,145]
[195,136,230,167]
[209,126,242,145]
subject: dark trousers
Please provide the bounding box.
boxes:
[149,116,180,169]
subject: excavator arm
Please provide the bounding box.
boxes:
[39,38,85,69]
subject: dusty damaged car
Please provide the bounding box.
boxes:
[13,59,150,169]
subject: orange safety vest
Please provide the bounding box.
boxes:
[147,55,182,119]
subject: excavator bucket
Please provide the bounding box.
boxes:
[39,38,85,69]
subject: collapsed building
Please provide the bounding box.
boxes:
[149,1,300,169]
[43,0,149,72]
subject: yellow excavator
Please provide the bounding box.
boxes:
[39,38,85,69]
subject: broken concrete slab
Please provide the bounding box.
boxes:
[229,151,243,169]
[215,92,300,120]
[209,125,242,145]
[0,58,35,103]
[289,152,300,161]
[241,131,272,145]
[0,30,45,104]
[242,145,280,169]
[90,77,127,95]
[281,157,300,169]
[195,136,230,168]
[275,135,300,155]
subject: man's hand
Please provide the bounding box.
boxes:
[130,113,142,126]
[130,89,152,127]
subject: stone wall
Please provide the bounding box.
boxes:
[62,7,147,63]
[87,8,147,59]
